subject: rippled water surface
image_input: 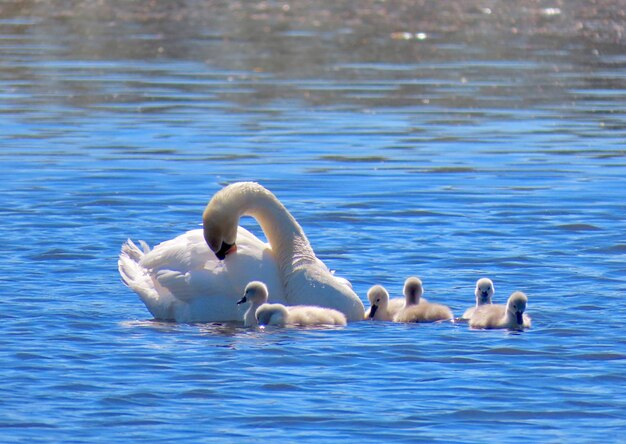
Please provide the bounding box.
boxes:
[2,1,626,442]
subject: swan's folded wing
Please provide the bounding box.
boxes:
[141,229,211,272]
[154,270,195,302]
[154,267,242,305]
[142,226,270,273]
[331,274,353,290]
[315,256,354,291]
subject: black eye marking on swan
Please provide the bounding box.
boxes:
[216,241,234,260]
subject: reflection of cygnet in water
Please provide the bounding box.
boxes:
[393,277,454,323]
[462,277,495,320]
[469,291,532,331]
[239,281,347,327]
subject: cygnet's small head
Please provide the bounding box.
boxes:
[237,281,269,306]
[475,278,495,304]
[367,285,389,319]
[256,304,288,326]
[202,193,239,260]
[403,277,424,305]
[506,291,528,325]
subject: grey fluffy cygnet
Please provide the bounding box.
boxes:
[238,281,347,327]
[469,291,531,331]
[393,277,454,323]
[462,277,495,320]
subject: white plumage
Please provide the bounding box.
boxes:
[118,182,364,322]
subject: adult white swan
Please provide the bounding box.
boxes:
[118,182,365,322]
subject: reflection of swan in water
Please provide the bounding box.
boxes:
[118,182,364,322]
[461,278,495,320]
[469,291,531,331]
[393,277,454,323]
[239,281,347,327]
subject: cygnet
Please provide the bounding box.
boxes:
[239,281,347,327]
[393,277,454,323]
[256,303,347,327]
[365,285,396,321]
[237,280,270,327]
[462,277,495,319]
[469,291,531,330]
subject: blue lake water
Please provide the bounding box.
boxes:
[2,1,626,442]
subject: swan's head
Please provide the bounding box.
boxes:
[475,278,494,305]
[237,281,269,306]
[506,291,528,325]
[367,285,389,319]
[202,189,240,260]
[403,277,423,305]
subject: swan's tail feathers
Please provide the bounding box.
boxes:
[118,239,165,318]
[118,239,144,285]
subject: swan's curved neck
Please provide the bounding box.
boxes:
[227,183,316,270]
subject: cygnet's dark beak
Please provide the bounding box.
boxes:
[369,304,378,319]
[516,311,523,325]
[216,241,236,260]
[236,296,247,305]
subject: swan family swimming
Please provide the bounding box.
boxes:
[118,181,364,323]
[118,181,532,331]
